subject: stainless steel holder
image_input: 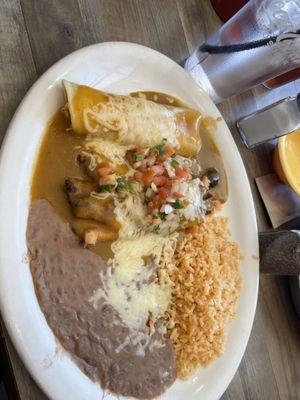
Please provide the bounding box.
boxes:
[236,94,300,148]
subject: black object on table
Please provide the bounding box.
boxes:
[259,220,300,319]
[0,332,19,400]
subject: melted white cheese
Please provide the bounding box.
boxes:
[91,233,177,331]
[113,194,147,240]
[84,95,178,148]
[84,137,133,165]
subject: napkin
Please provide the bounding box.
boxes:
[255,173,300,229]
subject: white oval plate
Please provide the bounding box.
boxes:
[0,42,258,400]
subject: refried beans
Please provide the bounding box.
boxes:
[27,199,176,399]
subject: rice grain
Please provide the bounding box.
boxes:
[166,215,243,378]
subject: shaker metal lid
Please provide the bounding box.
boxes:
[236,94,300,148]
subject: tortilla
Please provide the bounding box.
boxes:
[63,80,202,157]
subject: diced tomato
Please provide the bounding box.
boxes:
[158,187,168,201]
[143,170,154,186]
[150,165,165,176]
[166,146,175,156]
[131,147,142,154]
[183,200,190,206]
[147,195,162,211]
[175,168,181,178]
[134,171,144,182]
[165,179,173,188]
[182,166,190,180]
[156,156,167,163]
[153,195,162,209]
[173,191,184,199]
[100,175,114,183]
[186,225,198,234]
[147,201,155,211]
[98,166,112,176]
[84,229,98,245]
[175,166,190,181]
[153,175,167,187]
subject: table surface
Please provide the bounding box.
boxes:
[0,1,300,399]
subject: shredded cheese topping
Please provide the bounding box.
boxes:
[113,194,147,239]
[91,233,178,332]
[84,137,133,166]
[83,95,179,148]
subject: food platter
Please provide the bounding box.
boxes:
[0,42,258,400]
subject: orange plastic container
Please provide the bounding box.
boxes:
[273,130,300,196]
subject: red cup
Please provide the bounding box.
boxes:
[210,0,249,22]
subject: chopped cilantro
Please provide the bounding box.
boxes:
[172,198,185,209]
[154,225,160,233]
[155,139,168,156]
[155,144,166,156]
[133,154,143,162]
[101,184,113,192]
[151,211,158,218]
[171,159,180,169]
[116,177,131,191]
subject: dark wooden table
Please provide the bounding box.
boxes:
[0,1,299,399]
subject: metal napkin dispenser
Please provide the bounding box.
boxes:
[236,94,300,148]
